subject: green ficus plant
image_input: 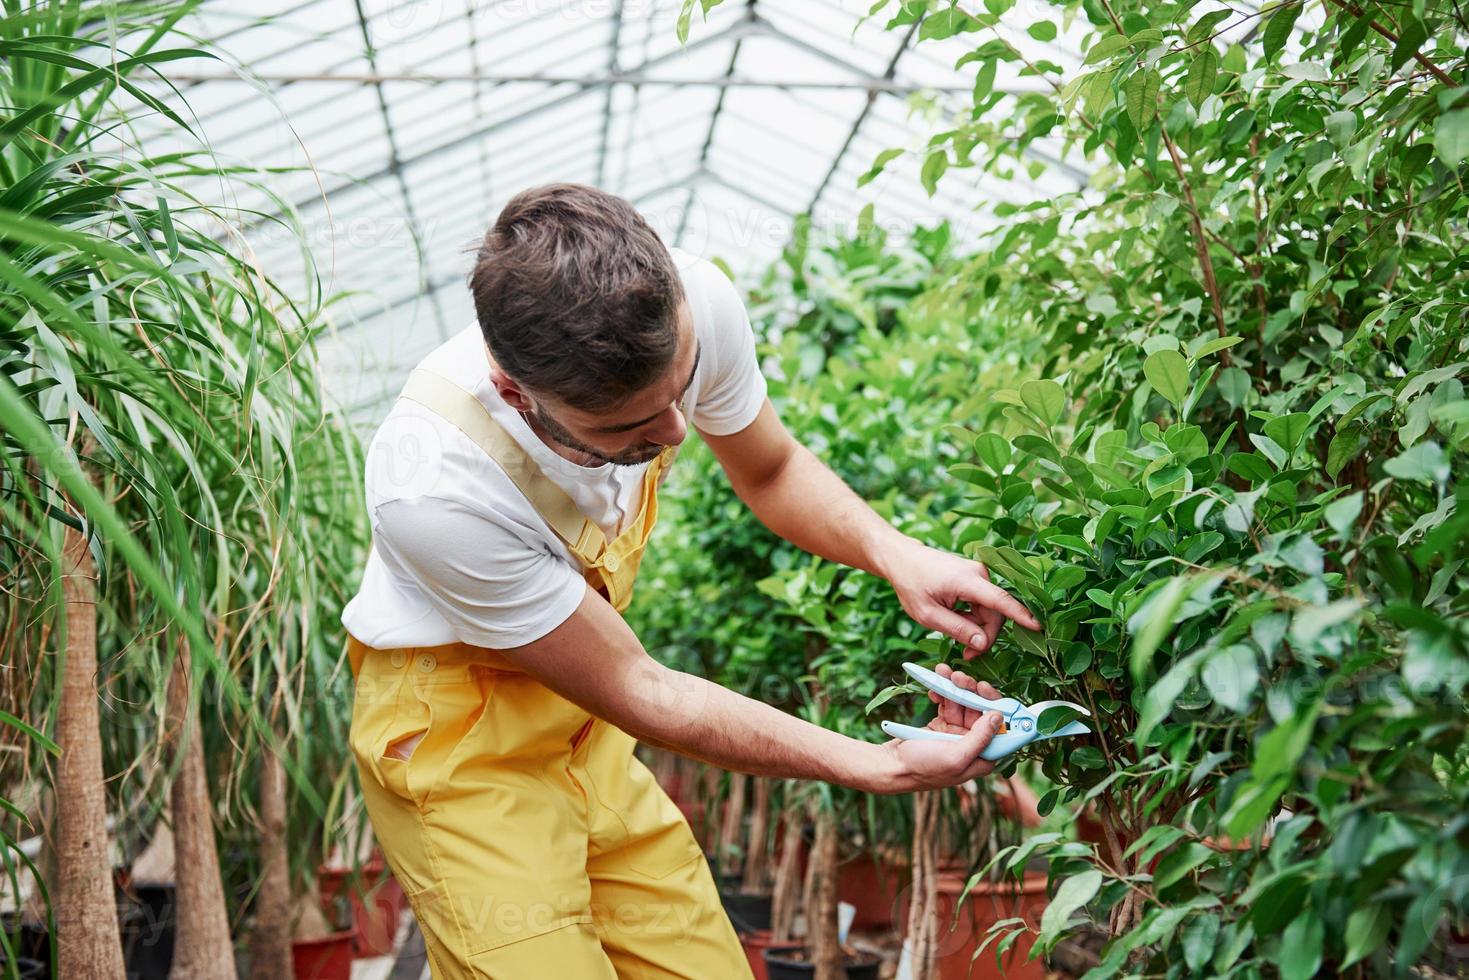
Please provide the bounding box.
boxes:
[838,0,1469,974]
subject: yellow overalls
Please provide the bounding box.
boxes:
[347,370,753,979]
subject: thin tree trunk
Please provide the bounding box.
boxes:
[717,771,747,879]
[166,650,238,980]
[55,522,126,979]
[808,805,841,980]
[770,808,803,942]
[904,791,939,980]
[741,777,771,893]
[250,742,293,979]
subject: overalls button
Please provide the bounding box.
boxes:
[389,651,407,669]
[603,553,621,573]
[417,654,437,673]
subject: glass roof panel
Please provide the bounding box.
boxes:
[161,0,1101,407]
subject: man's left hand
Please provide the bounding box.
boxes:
[882,539,1041,659]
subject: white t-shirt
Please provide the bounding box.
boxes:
[340,246,767,650]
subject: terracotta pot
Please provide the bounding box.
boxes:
[318,859,406,957]
[837,852,910,930]
[292,930,355,979]
[761,943,881,980]
[740,929,783,980]
[913,871,1049,980]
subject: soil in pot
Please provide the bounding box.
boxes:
[291,930,355,980]
[928,871,1049,980]
[761,943,880,980]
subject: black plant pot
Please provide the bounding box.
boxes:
[119,883,176,979]
[718,887,772,935]
[1,913,51,980]
[0,955,44,980]
[762,943,880,980]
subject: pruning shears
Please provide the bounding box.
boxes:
[880,662,1093,762]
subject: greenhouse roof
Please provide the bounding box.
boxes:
[145,0,1093,412]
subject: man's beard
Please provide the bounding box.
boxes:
[532,405,663,467]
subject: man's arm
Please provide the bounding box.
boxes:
[700,401,1042,659]
[495,585,1006,795]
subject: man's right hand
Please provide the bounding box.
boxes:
[873,663,1008,793]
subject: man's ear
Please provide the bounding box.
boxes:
[489,367,534,412]
[486,347,534,412]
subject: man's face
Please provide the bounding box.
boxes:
[499,303,700,467]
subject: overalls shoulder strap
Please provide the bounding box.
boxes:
[399,369,607,557]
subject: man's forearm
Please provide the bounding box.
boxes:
[728,441,911,581]
[616,659,907,794]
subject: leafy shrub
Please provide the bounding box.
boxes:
[852,0,1469,973]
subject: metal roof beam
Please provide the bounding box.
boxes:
[350,0,449,341]
[596,0,626,189]
[808,19,919,214]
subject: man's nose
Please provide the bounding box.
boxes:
[646,405,687,447]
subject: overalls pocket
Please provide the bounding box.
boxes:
[401,656,498,809]
[579,726,703,880]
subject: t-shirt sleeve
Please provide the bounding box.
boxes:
[370,494,588,649]
[688,263,768,436]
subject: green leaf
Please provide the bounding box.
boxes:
[1188,10,1232,44]
[1342,904,1391,968]
[858,147,903,187]
[1193,335,1242,363]
[1389,15,1427,70]
[920,149,949,196]
[1280,62,1328,81]
[1038,870,1102,949]
[1028,20,1057,41]
[1279,908,1324,980]
[865,683,910,714]
[1262,2,1302,61]
[676,0,696,43]
[1201,644,1258,712]
[1182,913,1220,973]
[1324,491,1363,540]
[1185,49,1217,108]
[1143,349,1190,411]
[1123,69,1161,130]
[1070,746,1105,769]
[1153,842,1213,889]
[1084,34,1130,65]
[1326,425,1367,479]
[1218,367,1251,409]
[919,7,984,40]
[975,432,1011,472]
[1037,703,1086,734]
[1062,645,1092,676]
[1384,440,1449,483]
[1129,574,1206,679]
[1020,379,1066,426]
[1435,110,1469,167]
[1262,412,1310,457]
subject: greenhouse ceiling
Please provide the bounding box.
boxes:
[139,0,1094,413]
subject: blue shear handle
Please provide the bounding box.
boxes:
[879,721,1034,762]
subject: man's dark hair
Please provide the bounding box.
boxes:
[469,183,686,412]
